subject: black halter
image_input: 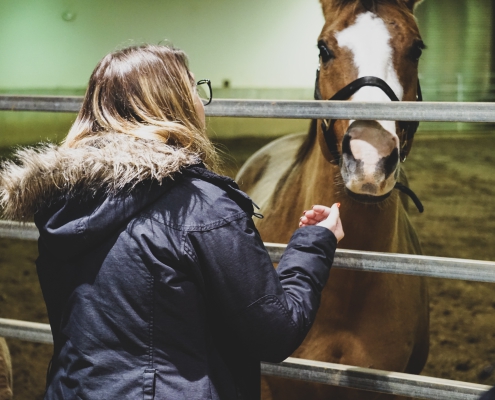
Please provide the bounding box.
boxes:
[314,70,424,213]
[314,70,423,164]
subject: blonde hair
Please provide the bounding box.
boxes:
[64,44,219,170]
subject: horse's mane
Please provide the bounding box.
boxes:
[295,120,317,165]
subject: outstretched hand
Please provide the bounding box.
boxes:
[299,203,344,242]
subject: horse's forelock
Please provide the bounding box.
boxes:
[332,0,394,10]
[325,0,416,15]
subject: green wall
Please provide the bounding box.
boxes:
[2,0,491,97]
[0,0,324,91]
[415,0,494,130]
[416,0,493,102]
[0,0,324,142]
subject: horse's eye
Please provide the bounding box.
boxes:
[318,41,334,63]
[410,40,425,62]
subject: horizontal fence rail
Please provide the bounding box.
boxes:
[0,220,38,241]
[2,95,495,123]
[3,221,495,283]
[0,318,52,344]
[262,358,490,400]
[0,96,82,114]
[266,242,495,283]
[0,318,489,400]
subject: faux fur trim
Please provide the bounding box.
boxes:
[0,133,200,221]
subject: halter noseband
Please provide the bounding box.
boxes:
[314,70,423,164]
[314,70,424,213]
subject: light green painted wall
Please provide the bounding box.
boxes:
[415,0,494,130]
[2,0,490,96]
[0,112,75,148]
[0,0,324,142]
[0,0,324,91]
[416,0,493,102]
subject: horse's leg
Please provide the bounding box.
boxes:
[404,313,430,376]
[263,377,413,400]
[261,376,274,400]
[0,338,12,400]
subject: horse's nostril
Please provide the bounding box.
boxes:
[342,134,352,156]
[382,148,399,179]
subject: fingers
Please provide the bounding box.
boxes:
[299,203,344,243]
[311,205,331,218]
[311,204,340,218]
[299,212,320,227]
[299,215,310,227]
[302,210,325,223]
[299,209,325,227]
[299,203,341,228]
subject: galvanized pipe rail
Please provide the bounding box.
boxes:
[0,220,38,241]
[0,318,52,344]
[3,221,495,283]
[2,95,495,123]
[0,318,489,400]
[262,358,490,400]
[266,242,495,283]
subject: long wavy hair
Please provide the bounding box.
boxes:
[64,44,219,170]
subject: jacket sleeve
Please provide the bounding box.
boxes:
[184,215,337,362]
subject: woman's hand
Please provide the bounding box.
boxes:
[299,204,344,243]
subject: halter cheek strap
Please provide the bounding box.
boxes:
[314,70,423,164]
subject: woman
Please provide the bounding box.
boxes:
[0,44,343,400]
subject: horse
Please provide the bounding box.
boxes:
[0,338,12,400]
[236,0,428,399]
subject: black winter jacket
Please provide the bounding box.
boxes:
[0,134,337,400]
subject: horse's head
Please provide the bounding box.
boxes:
[316,0,424,203]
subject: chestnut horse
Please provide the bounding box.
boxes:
[236,0,428,399]
[0,338,12,400]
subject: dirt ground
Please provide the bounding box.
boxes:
[1,130,495,399]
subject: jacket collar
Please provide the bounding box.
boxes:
[0,133,199,221]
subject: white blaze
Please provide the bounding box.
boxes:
[335,12,403,135]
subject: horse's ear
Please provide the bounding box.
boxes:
[403,0,424,11]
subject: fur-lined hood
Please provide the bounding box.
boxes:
[0,133,199,221]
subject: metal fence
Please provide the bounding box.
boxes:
[0,95,494,400]
[2,221,495,283]
[2,95,495,122]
